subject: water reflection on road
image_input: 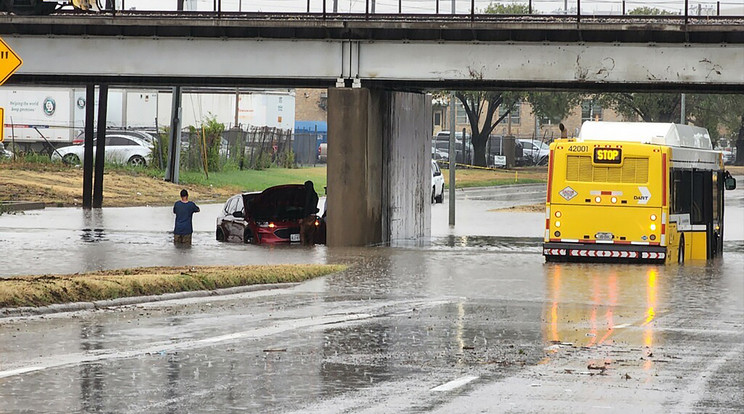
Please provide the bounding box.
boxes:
[0,185,742,412]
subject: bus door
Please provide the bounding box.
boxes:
[671,168,717,261]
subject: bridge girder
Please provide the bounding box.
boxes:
[4,36,743,92]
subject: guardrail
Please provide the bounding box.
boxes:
[98,1,743,23]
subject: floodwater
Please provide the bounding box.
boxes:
[0,183,742,413]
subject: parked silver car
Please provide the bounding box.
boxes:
[518,139,550,165]
[0,143,13,159]
[52,134,152,166]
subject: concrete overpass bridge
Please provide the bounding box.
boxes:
[1,12,742,246]
[1,12,743,90]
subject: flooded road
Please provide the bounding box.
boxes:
[0,183,742,413]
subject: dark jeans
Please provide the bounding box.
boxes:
[299,216,316,246]
[174,233,192,245]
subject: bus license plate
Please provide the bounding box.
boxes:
[595,232,613,241]
[290,233,300,242]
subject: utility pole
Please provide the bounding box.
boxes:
[448,92,456,226]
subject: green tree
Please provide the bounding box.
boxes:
[484,3,530,14]
[689,94,744,164]
[628,7,676,15]
[526,92,584,126]
[455,90,521,167]
[596,93,681,123]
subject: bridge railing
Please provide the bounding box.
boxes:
[103,1,742,21]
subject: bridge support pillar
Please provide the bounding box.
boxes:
[327,88,431,247]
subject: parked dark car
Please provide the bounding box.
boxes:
[486,135,526,167]
[216,185,325,245]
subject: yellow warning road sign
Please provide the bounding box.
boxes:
[0,37,23,86]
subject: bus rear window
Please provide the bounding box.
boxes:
[566,155,648,183]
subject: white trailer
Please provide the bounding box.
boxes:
[1,87,295,151]
[0,87,159,150]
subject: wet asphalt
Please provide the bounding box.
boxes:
[0,182,742,413]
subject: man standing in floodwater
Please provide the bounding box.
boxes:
[173,189,200,246]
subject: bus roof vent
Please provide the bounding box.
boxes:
[577,121,712,150]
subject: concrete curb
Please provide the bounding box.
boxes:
[0,282,299,318]
[455,183,545,192]
[0,201,45,212]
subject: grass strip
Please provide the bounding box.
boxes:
[0,264,346,308]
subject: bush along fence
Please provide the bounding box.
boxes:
[151,120,295,173]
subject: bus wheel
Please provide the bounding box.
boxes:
[678,235,685,264]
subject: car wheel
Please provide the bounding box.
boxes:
[431,187,436,204]
[128,155,146,167]
[62,153,81,165]
[243,228,253,244]
[435,189,443,204]
[216,228,225,242]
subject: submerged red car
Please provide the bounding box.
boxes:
[216,184,323,245]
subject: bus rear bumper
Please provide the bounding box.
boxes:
[543,242,666,262]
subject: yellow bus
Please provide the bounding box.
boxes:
[543,121,737,263]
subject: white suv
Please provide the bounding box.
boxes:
[518,139,550,165]
[431,160,445,203]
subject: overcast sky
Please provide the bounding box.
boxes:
[118,1,743,15]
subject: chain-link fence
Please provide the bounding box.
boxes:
[153,125,297,172]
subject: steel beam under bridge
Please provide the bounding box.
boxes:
[5,37,743,91]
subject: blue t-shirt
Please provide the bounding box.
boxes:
[173,200,200,235]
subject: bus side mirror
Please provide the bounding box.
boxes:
[725,176,736,191]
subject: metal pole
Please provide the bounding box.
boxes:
[529,0,532,14]
[717,2,720,15]
[451,0,455,15]
[577,0,580,22]
[684,0,689,24]
[622,1,625,15]
[234,87,240,127]
[82,84,95,209]
[470,0,474,20]
[165,87,182,184]
[93,85,108,209]
[681,93,686,124]
[448,92,456,226]
[436,0,439,14]
[307,0,310,13]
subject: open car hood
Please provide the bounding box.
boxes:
[250,184,308,221]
